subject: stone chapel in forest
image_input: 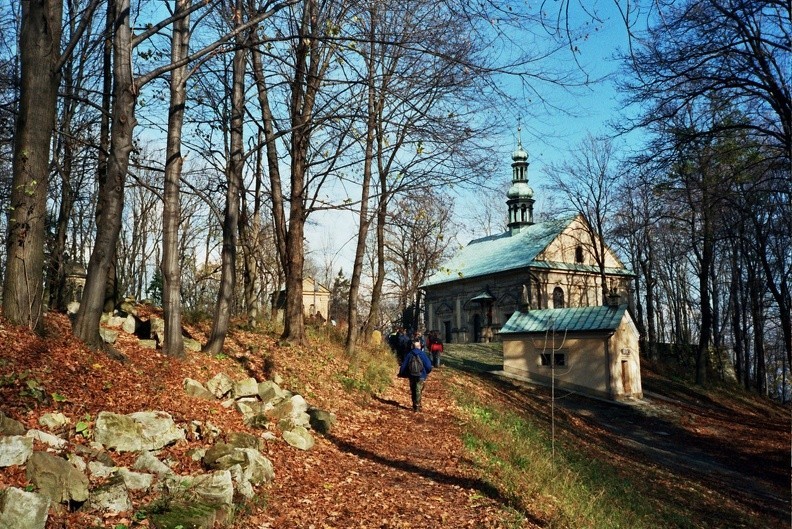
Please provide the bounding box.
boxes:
[421,135,634,345]
[420,135,643,400]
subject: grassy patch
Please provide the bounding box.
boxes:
[454,390,671,529]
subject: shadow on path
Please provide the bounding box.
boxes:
[324,433,545,528]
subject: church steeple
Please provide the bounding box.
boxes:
[507,125,535,234]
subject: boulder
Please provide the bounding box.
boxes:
[202,444,246,471]
[232,378,259,399]
[26,429,67,450]
[0,487,50,529]
[66,301,80,316]
[184,379,216,400]
[0,411,25,436]
[282,426,314,451]
[138,339,157,349]
[88,476,132,514]
[206,373,234,399]
[95,411,185,452]
[0,435,33,467]
[183,338,202,352]
[257,380,289,405]
[26,451,90,505]
[189,470,234,507]
[117,468,154,491]
[99,327,119,344]
[38,412,69,431]
[122,315,137,334]
[133,451,172,476]
[269,395,310,430]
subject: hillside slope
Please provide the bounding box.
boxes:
[0,313,789,528]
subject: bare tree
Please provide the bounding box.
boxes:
[545,134,623,304]
[160,0,192,358]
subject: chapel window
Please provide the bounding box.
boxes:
[575,245,584,264]
[553,287,565,309]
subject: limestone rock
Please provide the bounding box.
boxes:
[206,373,234,399]
[232,377,259,399]
[184,379,216,400]
[95,411,185,452]
[26,451,90,505]
[122,315,137,334]
[117,468,154,491]
[183,338,202,352]
[0,487,50,529]
[0,435,33,467]
[0,411,25,436]
[139,339,157,349]
[89,476,132,514]
[190,470,234,506]
[26,429,67,450]
[133,451,172,476]
[38,412,69,431]
[258,380,289,405]
[99,327,119,344]
[282,426,314,451]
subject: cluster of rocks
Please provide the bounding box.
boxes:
[0,374,336,529]
[67,300,201,351]
[184,373,335,452]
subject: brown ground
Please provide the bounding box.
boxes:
[0,313,789,528]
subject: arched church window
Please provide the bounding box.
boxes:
[553,287,565,308]
[575,245,584,264]
[521,205,527,222]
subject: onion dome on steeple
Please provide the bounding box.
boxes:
[506,124,535,234]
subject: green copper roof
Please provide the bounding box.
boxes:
[425,216,637,287]
[423,217,572,286]
[500,305,628,334]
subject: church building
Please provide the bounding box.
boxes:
[420,136,642,399]
[422,136,633,343]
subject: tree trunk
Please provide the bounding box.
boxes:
[730,243,745,386]
[73,0,136,353]
[161,0,191,358]
[204,21,245,355]
[3,0,62,332]
[345,8,377,354]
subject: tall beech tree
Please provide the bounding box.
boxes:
[3,0,100,331]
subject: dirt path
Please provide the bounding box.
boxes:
[259,366,537,528]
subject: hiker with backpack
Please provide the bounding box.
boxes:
[398,338,433,412]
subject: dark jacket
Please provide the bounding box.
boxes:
[398,347,433,380]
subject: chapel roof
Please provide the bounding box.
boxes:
[499,304,628,334]
[423,215,630,287]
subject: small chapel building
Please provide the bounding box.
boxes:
[421,135,642,400]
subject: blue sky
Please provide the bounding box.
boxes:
[306,1,639,280]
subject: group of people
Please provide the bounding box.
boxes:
[389,328,444,412]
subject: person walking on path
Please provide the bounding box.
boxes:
[398,338,433,412]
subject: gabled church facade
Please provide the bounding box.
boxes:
[421,137,634,345]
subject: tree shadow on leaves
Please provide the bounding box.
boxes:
[324,433,544,527]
